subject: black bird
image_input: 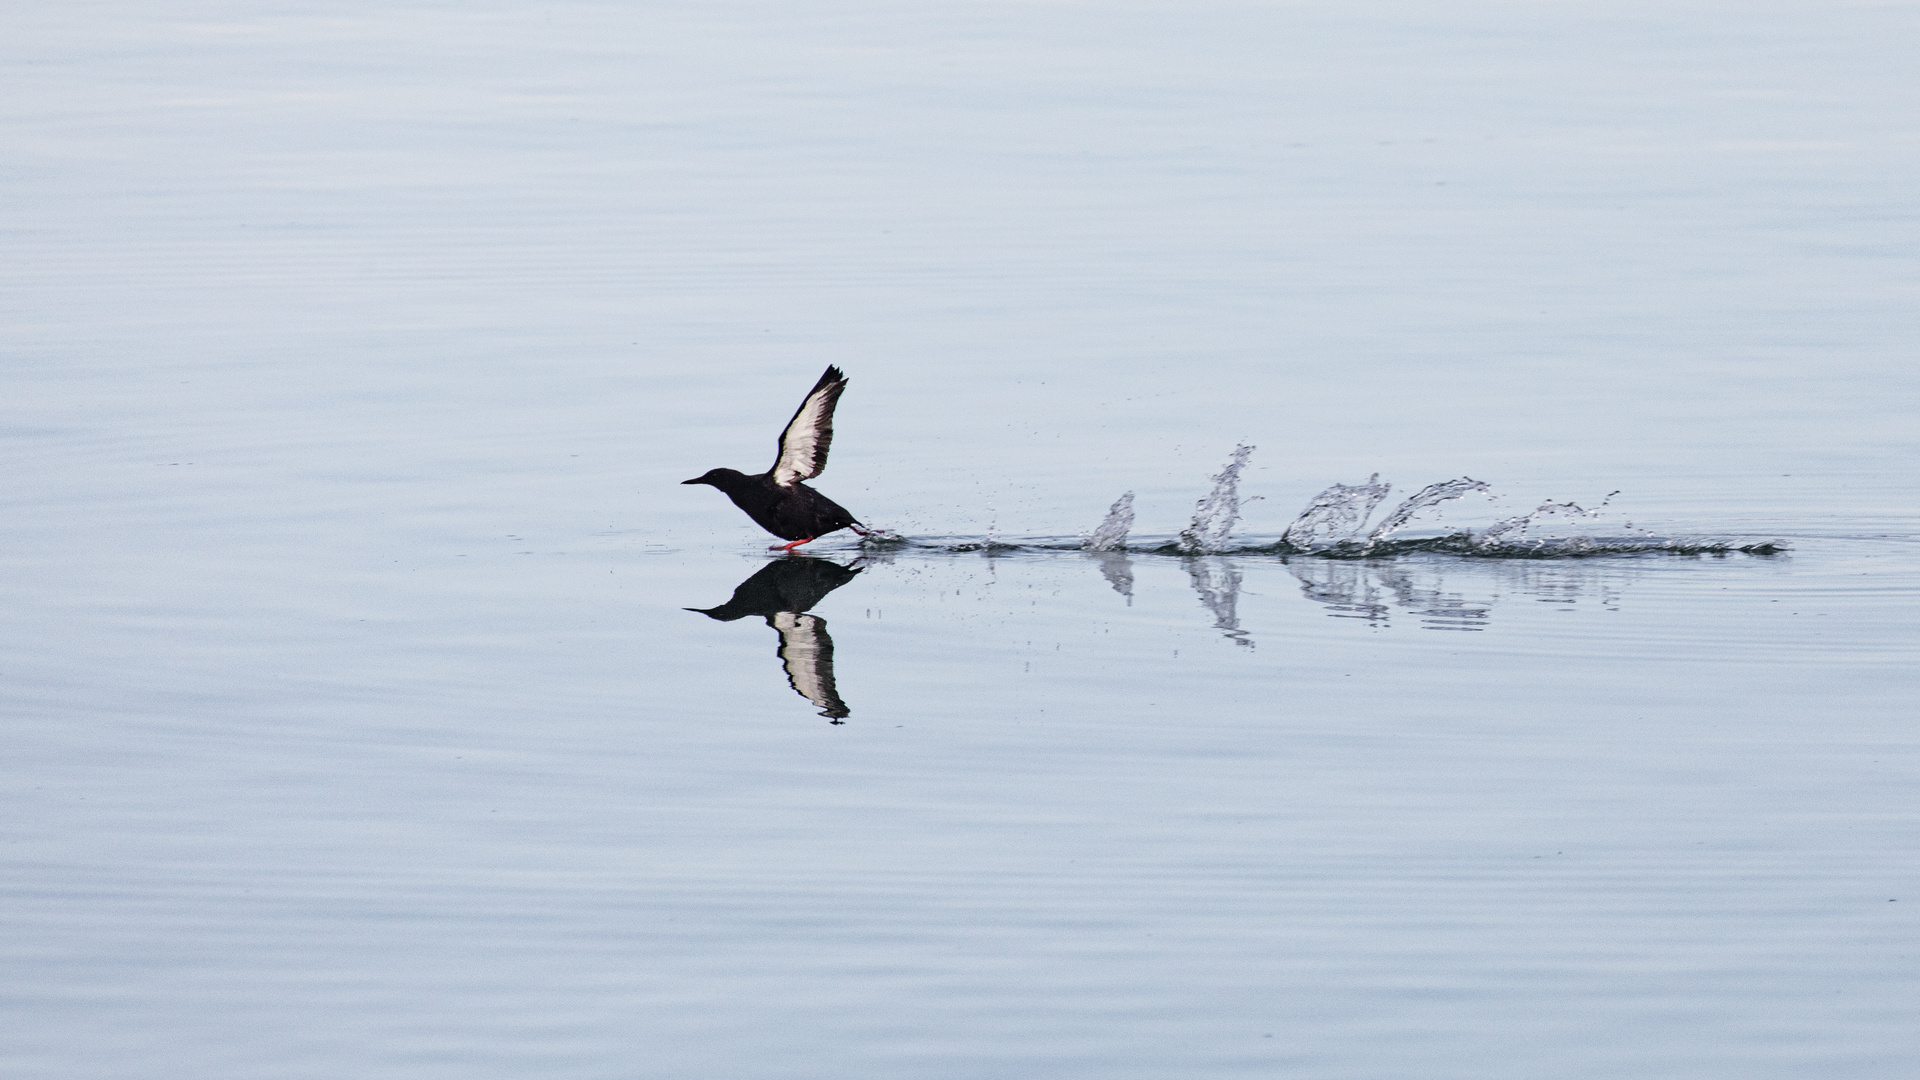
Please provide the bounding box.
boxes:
[687,558,864,721]
[682,366,869,552]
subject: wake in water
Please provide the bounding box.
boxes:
[850,446,1784,560]
[787,446,1783,662]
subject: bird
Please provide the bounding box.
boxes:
[682,366,870,552]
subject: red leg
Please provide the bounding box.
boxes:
[771,536,815,553]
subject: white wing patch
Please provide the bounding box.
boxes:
[772,612,849,718]
[772,368,847,487]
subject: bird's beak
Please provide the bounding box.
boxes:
[681,477,704,485]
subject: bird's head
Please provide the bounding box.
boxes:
[682,468,746,488]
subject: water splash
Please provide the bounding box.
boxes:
[1364,477,1492,549]
[1279,473,1392,550]
[1176,444,1255,555]
[1085,492,1135,552]
[1397,534,1782,559]
[1474,499,1599,551]
[844,472,1779,561]
[855,529,1781,559]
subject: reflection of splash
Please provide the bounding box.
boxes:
[1176,444,1255,554]
[1185,557,1252,647]
[1288,560,1392,624]
[1285,555,1639,631]
[1367,564,1490,631]
[1092,551,1135,603]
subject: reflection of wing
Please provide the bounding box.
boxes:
[771,366,848,487]
[770,611,850,719]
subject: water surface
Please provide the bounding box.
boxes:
[5,2,1918,1078]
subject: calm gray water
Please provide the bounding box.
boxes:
[6,2,1918,1078]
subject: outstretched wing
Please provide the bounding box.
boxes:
[771,611,849,719]
[771,366,848,487]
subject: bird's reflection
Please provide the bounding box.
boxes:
[687,557,863,722]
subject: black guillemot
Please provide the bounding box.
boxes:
[682,366,869,552]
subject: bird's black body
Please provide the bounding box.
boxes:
[682,366,866,550]
[680,467,861,543]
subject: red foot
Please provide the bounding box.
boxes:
[771,536,815,553]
